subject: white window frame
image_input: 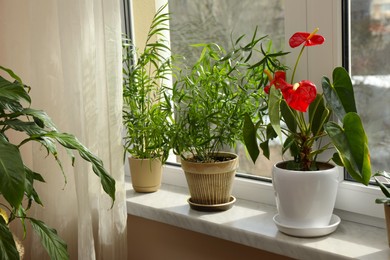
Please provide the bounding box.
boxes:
[129,0,385,225]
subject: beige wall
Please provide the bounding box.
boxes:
[127,214,294,260]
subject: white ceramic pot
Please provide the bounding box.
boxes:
[272,161,339,228]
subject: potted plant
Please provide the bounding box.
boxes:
[243,28,372,236]
[0,66,115,259]
[373,171,390,246]
[172,30,286,211]
[122,4,172,193]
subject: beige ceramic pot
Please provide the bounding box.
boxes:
[181,152,238,205]
[128,157,163,193]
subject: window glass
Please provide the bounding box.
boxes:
[350,0,390,173]
[168,0,285,179]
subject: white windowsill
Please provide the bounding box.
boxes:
[126,175,390,260]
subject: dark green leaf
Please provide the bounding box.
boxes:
[309,94,330,137]
[0,218,20,260]
[243,113,259,163]
[29,218,69,260]
[46,132,115,205]
[259,140,270,160]
[280,100,296,132]
[322,67,357,121]
[324,113,371,185]
[0,138,25,209]
[269,86,282,140]
[0,76,30,105]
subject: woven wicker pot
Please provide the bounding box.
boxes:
[181,152,238,205]
[128,157,163,193]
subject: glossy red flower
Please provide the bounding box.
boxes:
[289,31,325,48]
[264,71,288,94]
[281,80,317,112]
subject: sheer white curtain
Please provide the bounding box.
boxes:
[0,0,127,259]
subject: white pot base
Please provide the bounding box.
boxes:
[273,214,341,237]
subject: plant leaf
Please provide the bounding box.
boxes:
[322,67,357,121]
[243,113,259,163]
[29,218,69,260]
[0,217,20,260]
[0,138,25,209]
[324,112,371,185]
[268,86,282,141]
[46,132,116,205]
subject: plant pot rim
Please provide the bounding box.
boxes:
[129,156,162,161]
[274,161,336,173]
[182,152,238,164]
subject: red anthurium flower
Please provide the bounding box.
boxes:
[264,70,288,94]
[281,80,317,112]
[289,29,325,48]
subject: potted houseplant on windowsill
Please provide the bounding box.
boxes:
[172,30,286,211]
[122,4,172,193]
[373,171,390,247]
[243,28,372,236]
[0,66,115,259]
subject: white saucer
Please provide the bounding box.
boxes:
[273,214,341,238]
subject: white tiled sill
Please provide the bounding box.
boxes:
[126,177,390,260]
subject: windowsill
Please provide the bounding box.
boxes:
[126,180,390,260]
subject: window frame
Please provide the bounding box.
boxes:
[128,0,385,225]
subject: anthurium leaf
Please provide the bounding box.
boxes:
[46,132,116,204]
[309,94,330,136]
[260,140,270,160]
[0,138,25,209]
[331,152,343,166]
[332,67,357,114]
[322,67,357,121]
[29,218,69,260]
[0,217,20,260]
[324,112,371,185]
[243,113,259,163]
[268,86,282,141]
[280,100,296,132]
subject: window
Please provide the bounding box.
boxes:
[168,0,285,180]
[127,0,385,223]
[350,0,390,175]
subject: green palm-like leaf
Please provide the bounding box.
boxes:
[30,218,69,260]
[0,138,25,209]
[0,218,20,260]
[324,112,371,185]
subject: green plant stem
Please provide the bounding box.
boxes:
[290,44,306,84]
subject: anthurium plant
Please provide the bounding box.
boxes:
[0,66,115,259]
[243,28,372,185]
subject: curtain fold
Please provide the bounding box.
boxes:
[0,0,127,259]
